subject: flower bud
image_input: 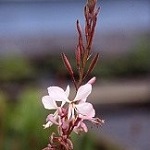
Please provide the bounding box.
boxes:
[87,0,97,13]
[87,76,96,84]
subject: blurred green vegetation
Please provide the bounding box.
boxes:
[0,56,34,82]
[0,36,149,149]
[94,37,150,78]
[0,88,50,150]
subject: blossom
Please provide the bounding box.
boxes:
[73,119,88,134]
[42,86,69,128]
[42,77,97,129]
[67,82,95,120]
[42,96,58,128]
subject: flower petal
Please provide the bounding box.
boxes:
[68,104,72,119]
[79,98,86,103]
[73,121,88,134]
[60,85,70,106]
[80,122,88,132]
[43,121,52,129]
[42,96,57,110]
[46,113,59,125]
[74,84,92,101]
[87,77,96,84]
[65,85,70,98]
[76,102,95,118]
[43,112,59,128]
[48,86,69,102]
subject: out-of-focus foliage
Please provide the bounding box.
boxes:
[0,88,50,150]
[95,37,150,78]
[0,56,34,82]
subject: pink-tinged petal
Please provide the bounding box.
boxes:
[61,100,67,107]
[73,121,88,134]
[79,98,87,103]
[42,96,57,110]
[46,113,59,125]
[48,86,69,102]
[80,122,88,132]
[74,84,92,101]
[71,105,75,119]
[65,85,70,98]
[61,119,69,130]
[76,102,95,118]
[43,121,52,129]
[67,104,75,120]
[90,118,105,125]
[67,104,72,120]
[87,77,96,84]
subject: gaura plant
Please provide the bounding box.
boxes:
[42,0,104,149]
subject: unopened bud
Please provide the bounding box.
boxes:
[88,76,96,84]
[87,0,97,13]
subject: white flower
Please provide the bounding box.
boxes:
[42,77,96,128]
[67,82,95,120]
[42,86,69,128]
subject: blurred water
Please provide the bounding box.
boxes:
[95,104,150,150]
[0,0,149,37]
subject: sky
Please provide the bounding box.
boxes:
[0,0,149,37]
[0,0,150,55]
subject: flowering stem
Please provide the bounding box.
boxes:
[75,0,100,89]
[41,1,103,150]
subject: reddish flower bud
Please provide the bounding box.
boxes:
[87,76,96,84]
[61,53,77,90]
[61,53,74,76]
[86,0,97,14]
[76,45,81,67]
[84,53,99,78]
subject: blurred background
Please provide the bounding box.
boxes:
[0,0,150,149]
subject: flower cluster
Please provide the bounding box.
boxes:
[42,77,104,150]
[41,0,104,149]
